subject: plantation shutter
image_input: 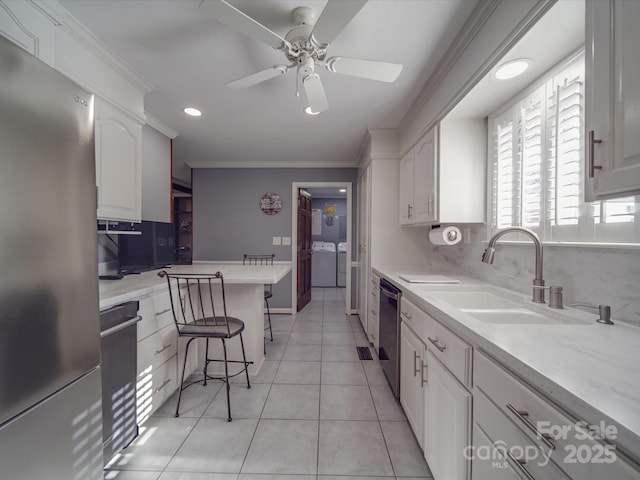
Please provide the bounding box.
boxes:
[493,113,516,229]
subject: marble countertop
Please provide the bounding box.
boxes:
[99,263,292,310]
[374,265,640,463]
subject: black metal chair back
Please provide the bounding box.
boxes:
[242,254,275,266]
[161,271,233,338]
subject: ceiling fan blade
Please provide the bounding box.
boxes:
[200,0,290,51]
[325,56,403,83]
[311,0,367,47]
[302,74,329,114]
[226,66,289,89]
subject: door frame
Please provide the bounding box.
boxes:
[290,181,353,315]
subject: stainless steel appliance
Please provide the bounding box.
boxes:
[100,301,141,466]
[379,278,402,397]
[0,35,104,479]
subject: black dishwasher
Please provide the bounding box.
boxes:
[379,279,402,397]
[100,301,141,466]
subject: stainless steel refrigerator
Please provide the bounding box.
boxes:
[0,34,103,479]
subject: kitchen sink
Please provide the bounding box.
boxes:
[424,289,523,310]
[422,287,589,325]
[460,308,587,325]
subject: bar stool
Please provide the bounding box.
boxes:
[242,254,275,342]
[158,271,252,421]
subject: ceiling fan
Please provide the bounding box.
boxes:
[199,0,403,114]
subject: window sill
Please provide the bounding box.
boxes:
[479,240,640,251]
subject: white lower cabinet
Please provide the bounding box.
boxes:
[424,350,472,480]
[135,287,198,424]
[400,322,426,447]
[369,274,380,351]
[474,350,640,480]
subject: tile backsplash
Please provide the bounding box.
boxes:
[422,225,640,326]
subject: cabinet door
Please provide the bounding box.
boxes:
[400,322,426,447]
[425,350,471,480]
[412,128,437,224]
[585,0,640,200]
[0,1,55,66]
[95,97,142,221]
[399,149,414,225]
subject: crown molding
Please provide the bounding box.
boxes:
[145,113,180,139]
[33,0,153,94]
[399,0,500,134]
[399,0,556,153]
[187,160,358,169]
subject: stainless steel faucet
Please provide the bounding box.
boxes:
[482,226,545,304]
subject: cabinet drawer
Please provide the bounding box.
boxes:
[399,297,436,341]
[425,315,472,387]
[474,387,570,480]
[136,354,177,424]
[137,323,177,375]
[137,291,177,341]
[475,351,640,480]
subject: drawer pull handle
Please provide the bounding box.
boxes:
[421,361,428,386]
[401,311,413,320]
[154,344,172,355]
[156,308,171,316]
[506,403,555,450]
[413,351,420,377]
[155,378,171,393]
[428,337,446,352]
[370,309,377,315]
[505,449,536,480]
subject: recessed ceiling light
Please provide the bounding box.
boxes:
[304,106,320,116]
[493,59,532,80]
[183,107,202,117]
[339,189,346,193]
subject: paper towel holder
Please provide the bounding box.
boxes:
[429,224,462,245]
[431,224,460,242]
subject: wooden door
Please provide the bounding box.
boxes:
[297,189,312,311]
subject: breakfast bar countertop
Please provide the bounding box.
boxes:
[99,262,292,310]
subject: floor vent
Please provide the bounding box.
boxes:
[356,346,373,360]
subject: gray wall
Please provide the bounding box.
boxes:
[193,168,358,309]
[312,197,347,244]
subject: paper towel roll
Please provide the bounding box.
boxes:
[429,226,462,246]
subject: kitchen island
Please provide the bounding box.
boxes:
[100,263,292,376]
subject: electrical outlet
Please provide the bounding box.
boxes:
[272,236,281,245]
[282,236,291,245]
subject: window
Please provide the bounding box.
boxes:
[488,51,639,244]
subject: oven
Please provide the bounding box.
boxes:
[378,278,402,397]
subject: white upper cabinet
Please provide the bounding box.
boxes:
[399,120,485,226]
[0,1,55,66]
[585,0,640,201]
[95,97,142,222]
[399,128,437,225]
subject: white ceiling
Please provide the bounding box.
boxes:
[60,0,478,179]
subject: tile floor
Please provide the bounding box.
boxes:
[105,288,433,480]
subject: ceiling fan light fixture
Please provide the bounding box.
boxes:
[304,106,320,116]
[493,58,532,80]
[183,107,202,117]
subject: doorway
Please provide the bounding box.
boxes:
[291,182,353,315]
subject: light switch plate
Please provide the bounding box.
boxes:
[272,236,281,245]
[282,236,291,245]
